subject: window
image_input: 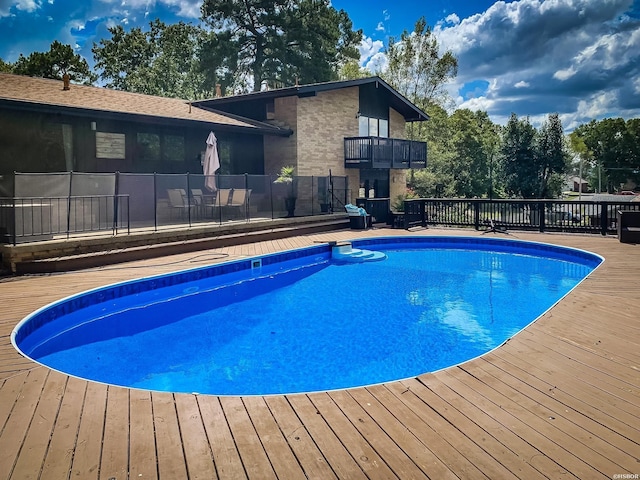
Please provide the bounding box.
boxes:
[379,119,389,138]
[359,115,369,136]
[358,115,388,138]
[163,135,184,162]
[369,117,378,137]
[135,133,160,172]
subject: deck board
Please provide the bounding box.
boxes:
[69,380,107,479]
[1,228,639,479]
[128,389,158,480]
[174,394,218,479]
[197,395,247,480]
[39,375,86,480]
[219,396,277,479]
[152,392,189,480]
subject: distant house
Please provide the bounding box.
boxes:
[566,176,589,193]
[0,73,427,203]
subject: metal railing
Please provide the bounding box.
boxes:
[344,137,427,169]
[0,173,349,244]
[400,198,640,235]
[0,195,130,244]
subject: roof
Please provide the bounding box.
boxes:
[591,194,640,202]
[193,76,430,122]
[0,73,291,136]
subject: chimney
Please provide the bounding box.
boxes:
[62,73,70,91]
[215,83,221,98]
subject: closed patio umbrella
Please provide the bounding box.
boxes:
[203,131,220,191]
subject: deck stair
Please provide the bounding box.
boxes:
[331,241,386,262]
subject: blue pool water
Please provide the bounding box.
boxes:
[12,237,602,395]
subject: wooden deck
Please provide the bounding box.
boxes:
[0,228,638,479]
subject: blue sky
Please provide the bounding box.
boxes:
[1,0,639,130]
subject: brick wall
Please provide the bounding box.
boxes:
[264,96,298,175]
[296,87,359,177]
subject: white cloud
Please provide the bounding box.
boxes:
[457,95,495,113]
[358,35,384,66]
[553,66,576,81]
[375,21,384,32]
[433,0,640,126]
[444,13,460,25]
[364,51,388,74]
[0,0,41,16]
[160,0,201,18]
[383,9,390,21]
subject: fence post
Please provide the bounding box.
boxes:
[539,202,546,233]
[269,174,275,220]
[153,173,158,232]
[600,202,608,235]
[245,173,250,221]
[67,171,73,239]
[420,200,427,227]
[186,173,191,226]
[113,171,119,234]
[474,202,480,230]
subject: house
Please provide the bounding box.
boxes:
[566,176,589,193]
[0,73,428,203]
[194,76,428,202]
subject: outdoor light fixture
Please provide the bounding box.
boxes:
[90,121,97,131]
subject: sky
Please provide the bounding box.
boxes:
[0,0,639,130]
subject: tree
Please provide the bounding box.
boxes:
[383,17,457,115]
[11,41,96,84]
[200,0,362,92]
[93,20,214,99]
[411,106,500,199]
[536,113,569,198]
[381,16,458,188]
[338,60,371,80]
[0,58,11,73]
[445,109,494,198]
[499,113,539,198]
[568,130,593,193]
[411,104,452,197]
[573,118,640,193]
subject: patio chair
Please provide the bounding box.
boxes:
[167,189,193,219]
[226,188,252,220]
[216,189,232,207]
[191,188,213,218]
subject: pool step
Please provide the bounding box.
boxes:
[331,242,387,263]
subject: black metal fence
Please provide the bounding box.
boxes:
[0,172,349,244]
[401,198,640,235]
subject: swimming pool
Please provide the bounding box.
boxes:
[12,236,602,396]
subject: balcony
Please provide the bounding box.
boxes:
[344,137,427,169]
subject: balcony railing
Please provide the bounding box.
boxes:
[344,137,427,169]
